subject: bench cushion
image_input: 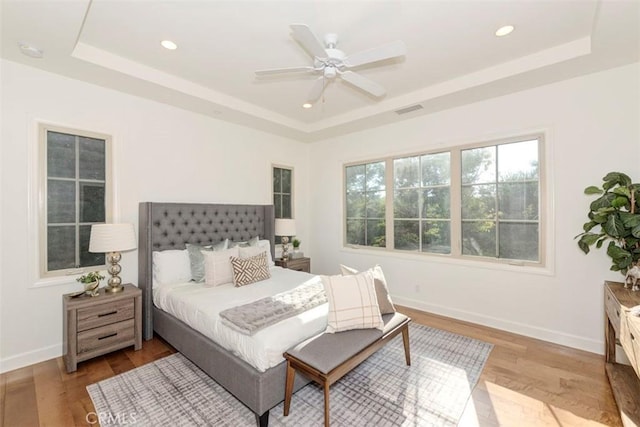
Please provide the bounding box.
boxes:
[286,313,408,374]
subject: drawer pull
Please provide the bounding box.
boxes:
[98,332,118,340]
[617,310,620,317]
[98,311,118,318]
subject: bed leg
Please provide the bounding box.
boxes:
[256,411,269,427]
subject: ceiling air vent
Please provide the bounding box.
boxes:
[395,104,423,115]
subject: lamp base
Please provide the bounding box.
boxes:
[106,251,124,293]
[105,284,124,293]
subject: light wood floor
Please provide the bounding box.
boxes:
[1,307,622,426]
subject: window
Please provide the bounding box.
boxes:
[273,166,292,219]
[273,166,293,243]
[394,152,451,253]
[345,161,386,247]
[40,124,111,277]
[461,140,539,261]
[343,135,543,265]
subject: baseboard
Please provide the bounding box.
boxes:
[0,298,603,373]
[392,295,603,355]
[0,344,61,374]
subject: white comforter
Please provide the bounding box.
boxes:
[153,267,328,372]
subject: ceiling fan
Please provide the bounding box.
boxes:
[255,24,406,105]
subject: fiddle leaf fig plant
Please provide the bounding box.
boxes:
[576,172,640,274]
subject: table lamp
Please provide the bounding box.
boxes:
[89,223,137,293]
[275,219,296,261]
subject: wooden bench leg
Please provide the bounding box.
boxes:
[402,325,411,366]
[323,381,330,427]
[283,360,296,416]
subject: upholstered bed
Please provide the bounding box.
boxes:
[138,202,312,426]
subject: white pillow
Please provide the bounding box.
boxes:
[257,239,275,267]
[203,246,240,287]
[321,271,383,333]
[152,249,191,286]
[239,245,265,258]
[238,239,275,267]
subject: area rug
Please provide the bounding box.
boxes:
[87,323,492,426]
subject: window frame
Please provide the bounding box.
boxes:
[343,133,546,268]
[272,164,294,244]
[38,123,113,279]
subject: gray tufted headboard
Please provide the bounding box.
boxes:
[138,202,275,340]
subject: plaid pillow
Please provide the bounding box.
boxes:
[321,271,383,333]
[230,251,271,287]
[340,264,396,314]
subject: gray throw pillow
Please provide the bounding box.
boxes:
[186,239,228,282]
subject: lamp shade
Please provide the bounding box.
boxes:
[89,223,137,253]
[275,219,296,237]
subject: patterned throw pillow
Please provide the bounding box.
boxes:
[230,251,271,287]
[340,264,396,314]
[322,271,383,333]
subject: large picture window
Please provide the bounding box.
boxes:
[344,135,543,265]
[40,125,111,277]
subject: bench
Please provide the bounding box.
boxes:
[283,312,411,427]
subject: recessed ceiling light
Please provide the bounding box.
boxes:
[495,25,515,37]
[18,42,43,59]
[302,103,313,109]
[161,40,177,50]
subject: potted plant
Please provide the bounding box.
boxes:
[576,172,640,275]
[77,271,105,297]
[291,238,302,258]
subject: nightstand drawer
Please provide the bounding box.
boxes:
[77,299,134,332]
[77,319,135,354]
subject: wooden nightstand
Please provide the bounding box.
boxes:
[276,257,311,273]
[63,283,142,373]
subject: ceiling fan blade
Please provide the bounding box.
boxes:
[307,76,326,102]
[343,40,407,68]
[255,66,315,76]
[340,71,386,97]
[290,24,327,59]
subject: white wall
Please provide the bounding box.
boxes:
[0,59,310,372]
[308,63,640,354]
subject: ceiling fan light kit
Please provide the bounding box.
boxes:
[255,24,406,105]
